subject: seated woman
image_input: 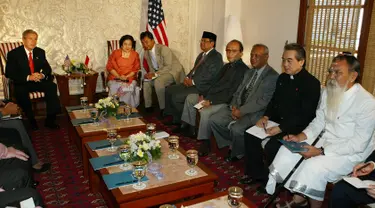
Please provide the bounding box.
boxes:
[106,35,141,107]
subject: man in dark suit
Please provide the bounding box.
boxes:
[180,40,248,156]
[240,43,321,191]
[209,44,279,161]
[5,29,60,130]
[164,31,223,126]
[330,150,375,208]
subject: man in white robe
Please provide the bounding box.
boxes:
[266,54,375,208]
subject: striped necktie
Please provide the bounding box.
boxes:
[241,71,258,105]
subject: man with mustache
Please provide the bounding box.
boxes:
[266,54,375,208]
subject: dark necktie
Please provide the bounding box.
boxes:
[241,71,258,105]
[187,53,205,78]
[28,52,34,74]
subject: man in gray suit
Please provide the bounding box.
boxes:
[140,31,184,114]
[180,40,248,156]
[164,31,223,125]
[209,44,278,161]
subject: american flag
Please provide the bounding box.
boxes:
[147,0,168,46]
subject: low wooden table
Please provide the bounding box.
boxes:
[175,191,256,208]
[85,139,218,208]
[67,108,146,178]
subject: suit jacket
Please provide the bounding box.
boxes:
[144,44,184,83]
[5,46,52,85]
[230,64,279,123]
[205,59,248,105]
[264,68,321,134]
[189,49,223,97]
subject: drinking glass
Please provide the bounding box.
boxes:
[146,123,156,137]
[132,160,147,190]
[124,104,132,121]
[90,109,99,126]
[185,149,198,176]
[107,129,118,152]
[118,145,131,170]
[227,186,243,208]
[80,96,88,112]
[113,94,120,104]
[159,205,175,208]
[168,136,179,159]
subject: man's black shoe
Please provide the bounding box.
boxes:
[45,122,60,129]
[183,125,196,138]
[33,163,51,173]
[198,140,210,157]
[30,123,39,131]
[225,155,240,162]
[163,120,180,126]
[256,185,268,195]
[157,109,165,120]
[172,123,189,133]
[145,107,154,113]
[32,181,40,189]
[239,177,260,185]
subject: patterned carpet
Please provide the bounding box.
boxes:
[30,112,330,207]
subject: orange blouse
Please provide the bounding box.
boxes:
[106,49,140,82]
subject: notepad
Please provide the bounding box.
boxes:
[115,112,142,120]
[278,139,309,153]
[71,118,94,126]
[343,177,375,189]
[103,170,149,190]
[89,154,125,170]
[144,74,159,82]
[155,131,170,139]
[1,114,22,120]
[20,197,35,208]
[87,139,124,151]
[245,120,279,139]
[194,100,205,110]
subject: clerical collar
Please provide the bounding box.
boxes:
[290,68,306,80]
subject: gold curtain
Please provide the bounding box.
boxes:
[362,2,375,95]
[305,0,363,85]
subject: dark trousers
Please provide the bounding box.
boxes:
[0,127,33,189]
[164,84,198,123]
[0,187,43,207]
[330,175,375,208]
[244,132,283,183]
[14,80,61,122]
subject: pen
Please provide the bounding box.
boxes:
[263,122,267,132]
[115,179,138,186]
[348,162,372,176]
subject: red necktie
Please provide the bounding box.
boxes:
[28,52,34,74]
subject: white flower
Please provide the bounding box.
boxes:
[142,142,150,151]
[137,149,144,158]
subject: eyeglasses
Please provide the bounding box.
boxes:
[226,49,240,53]
[327,68,343,77]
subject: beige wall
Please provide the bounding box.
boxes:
[0,0,300,76]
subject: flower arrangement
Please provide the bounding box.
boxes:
[62,59,90,74]
[95,96,120,117]
[126,131,162,163]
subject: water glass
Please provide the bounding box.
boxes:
[80,96,88,112]
[118,145,131,170]
[107,128,118,152]
[185,149,198,176]
[124,104,132,121]
[146,123,156,137]
[227,186,243,208]
[132,160,147,190]
[90,109,99,126]
[168,136,179,159]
